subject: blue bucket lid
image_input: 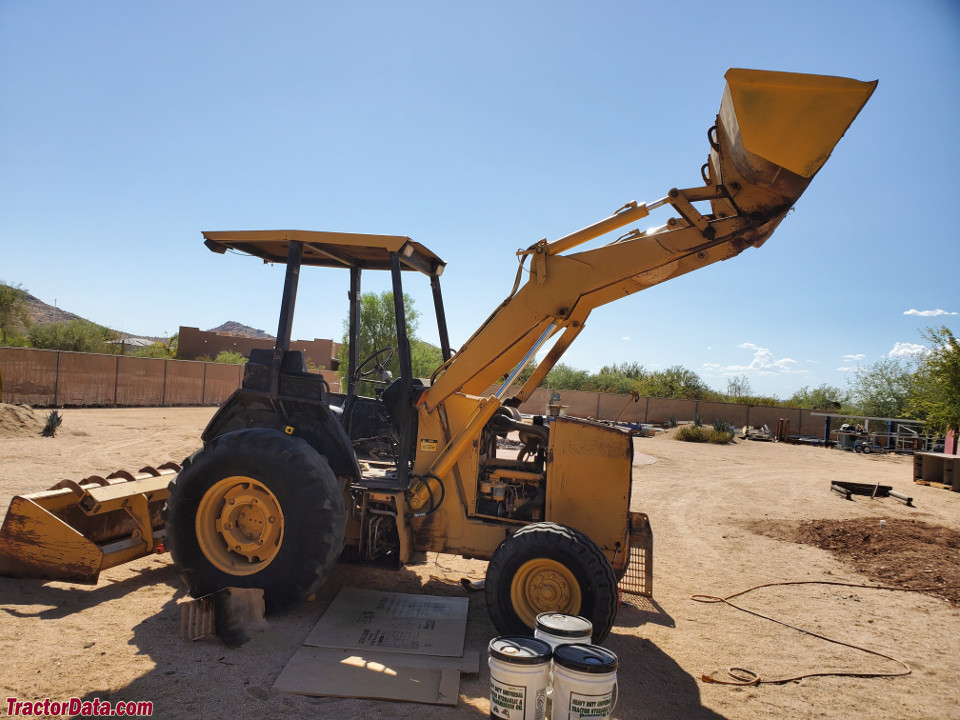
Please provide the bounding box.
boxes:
[488,636,552,665]
[553,643,618,673]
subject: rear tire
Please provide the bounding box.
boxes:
[484,522,619,642]
[165,428,346,612]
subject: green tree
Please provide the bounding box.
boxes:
[337,291,426,391]
[636,365,709,399]
[0,282,32,345]
[411,338,443,379]
[29,320,114,353]
[848,356,916,418]
[909,325,960,432]
[130,333,179,359]
[132,341,175,359]
[583,362,646,394]
[790,383,846,411]
[726,374,752,399]
[544,363,591,390]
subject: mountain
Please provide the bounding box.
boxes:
[8,284,271,342]
[24,293,86,326]
[207,321,274,339]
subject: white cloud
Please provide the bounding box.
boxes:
[889,342,929,358]
[621,336,630,341]
[904,308,957,317]
[842,353,865,361]
[702,343,808,378]
[836,366,853,372]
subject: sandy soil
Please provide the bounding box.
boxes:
[1,407,958,720]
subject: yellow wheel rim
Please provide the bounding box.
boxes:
[510,558,582,628]
[195,476,284,575]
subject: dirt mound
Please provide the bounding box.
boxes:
[0,403,46,438]
[750,517,960,606]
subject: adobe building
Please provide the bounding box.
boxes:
[177,326,341,390]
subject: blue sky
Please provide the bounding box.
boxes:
[1,0,958,398]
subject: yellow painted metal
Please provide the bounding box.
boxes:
[722,69,877,179]
[195,476,284,575]
[0,464,178,583]
[422,70,875,407]
[408,395,503,512]
[510,558,583,628]
[545,201,650,256]
[545,418,632,576]
[201,229,445,275]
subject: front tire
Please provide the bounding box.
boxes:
[484,522,619,642]
[165,428,346,612]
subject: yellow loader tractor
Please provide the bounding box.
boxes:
[0,69,876,642]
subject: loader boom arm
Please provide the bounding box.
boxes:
[423,69,876,410]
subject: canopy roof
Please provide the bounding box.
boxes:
[202,229,446,276]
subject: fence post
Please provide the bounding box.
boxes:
[201,363,208,405]
[54,351,61,407]
[114,355,120,406]
[161,359,168,406]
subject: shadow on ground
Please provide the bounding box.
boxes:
[605,634,730,720]
[1,558,725,719]
[616,595,676,629]
[4,561,492,719]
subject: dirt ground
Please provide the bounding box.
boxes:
[1,406,958,720]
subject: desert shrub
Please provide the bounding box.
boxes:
[214,351,247,364]
[668,416,679,428]
[43,410,63,437]
[707,428,735,444]
[675,424,734,444]
[713,418,734,434]
[693,413,703,428]
[675,425,709,442]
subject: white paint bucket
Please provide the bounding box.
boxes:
[552,643,619,720]
[534,612,593,650]
[488,636,552,720]
[535,612,593,700]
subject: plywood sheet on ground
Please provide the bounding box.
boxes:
[273,647,467,706]
[276,588,473,705]
[303,587,468,656]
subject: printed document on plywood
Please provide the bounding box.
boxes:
[273,588,474,706]
[303,587,469,656]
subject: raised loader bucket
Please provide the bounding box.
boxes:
[707,68,877,221]
[0,463,180,583]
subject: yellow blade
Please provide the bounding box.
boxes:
[0,496,103,582]
[723,68,877,179]
[0,464,179,583]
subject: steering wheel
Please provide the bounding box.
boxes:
[353,346,396,385]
